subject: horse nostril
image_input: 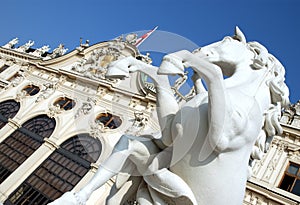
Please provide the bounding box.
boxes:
[192,47,201,54]
[207,51,214,56]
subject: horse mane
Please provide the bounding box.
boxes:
[248,41,290,177]
[247,41,289,107]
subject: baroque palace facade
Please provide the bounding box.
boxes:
[0,35,299,205]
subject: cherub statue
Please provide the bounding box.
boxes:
[15,40,35,52]
[31,45,50,57]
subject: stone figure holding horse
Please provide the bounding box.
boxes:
[50,27,289,205]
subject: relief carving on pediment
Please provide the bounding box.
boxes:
[71,42,127,81]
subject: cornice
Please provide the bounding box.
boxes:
[37,40,139,66]
[281,123,300,137]
[0,47,40,61]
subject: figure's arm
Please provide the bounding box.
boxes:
[143,68,179,147]
[155,81,179,147]
[107,56,179,147]
[163,50,233,154]
[191,72,206,94]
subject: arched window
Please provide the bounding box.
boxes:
[22,85,40,96]
[0,100,20,129]
[96,112,122,129]
[0,115,55,184]
[53,97,76,111]
[5,134,102,205]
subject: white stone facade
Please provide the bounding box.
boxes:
[0,35,299,205]
[244,102,300,204]
[0,38,159,204]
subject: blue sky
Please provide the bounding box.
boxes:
[0,0,299,103]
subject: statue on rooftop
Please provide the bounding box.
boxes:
[47,44,68,59]
[2,37,19,49]
[31,45,50,57]
[15,40,34,53]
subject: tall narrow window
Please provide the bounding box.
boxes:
[0,115,55,184]
[0,65,9,73]
[5,134,102,205]
[0,100,20,129]
[279,162,300,196]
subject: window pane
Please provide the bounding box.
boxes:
[23,85,40,96]
[0,115,55,183]
[5,134,102,205]
[0,65,9,73]
[279,175,295,192]
[288,164,299,175]
[0,100,20,130]
[96,113,122,129]
[54,97,75,111]
[292,180,300,196]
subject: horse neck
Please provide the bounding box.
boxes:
[225,66,271,111]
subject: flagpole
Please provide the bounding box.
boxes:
[134,26,158,47]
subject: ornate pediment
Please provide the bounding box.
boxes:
[71,41,133,80]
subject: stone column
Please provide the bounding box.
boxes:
[0,119,21,143]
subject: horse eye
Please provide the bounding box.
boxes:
[231,36,241,42]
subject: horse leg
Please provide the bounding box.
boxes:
[162,50,233,158]
[76,134,161,203]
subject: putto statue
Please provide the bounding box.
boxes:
[2,37,19,49]
[15,40,35,52]
[48,43,68,58]
[50,27,289,205]
[31,45,50,57]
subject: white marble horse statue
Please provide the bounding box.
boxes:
[49,27,289,205]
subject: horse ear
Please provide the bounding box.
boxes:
[234,26,247,43]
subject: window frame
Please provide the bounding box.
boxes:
[22,85,40,96]
[96,112,122,129]
[0,64,10,73]
[279,162,300,196]
[53,97,76,111]
[4,134,102,205]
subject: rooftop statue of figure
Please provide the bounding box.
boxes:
[2,37,19,49]
[15,40,34,53]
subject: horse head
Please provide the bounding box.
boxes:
[158,27,289,108]
[158,27,252,77]
[192,27,256,77]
